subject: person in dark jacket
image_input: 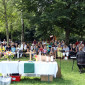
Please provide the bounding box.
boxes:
[76,47,85,73]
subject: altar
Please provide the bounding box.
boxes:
[0,61,58,81]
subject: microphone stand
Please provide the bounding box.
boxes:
[59,50,65,69]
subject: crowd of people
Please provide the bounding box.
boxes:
[0,39,85,60]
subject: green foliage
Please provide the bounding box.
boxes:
[0,0,85,42]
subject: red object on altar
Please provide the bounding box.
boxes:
[35,55,37,58]
[10,74,21,82]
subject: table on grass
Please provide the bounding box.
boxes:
[0,61,58,81]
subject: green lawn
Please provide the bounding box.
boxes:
[0,57,85,85]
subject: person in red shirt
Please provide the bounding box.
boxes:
[39,45,43,54]
[75,40,79,46]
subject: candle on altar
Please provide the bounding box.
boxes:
[30,50,31,61]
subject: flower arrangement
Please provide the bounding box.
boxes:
[33,55,37,61]
[4,51,14,60]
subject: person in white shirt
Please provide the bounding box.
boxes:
[20,42,27,57]
[20,42,27,51]
[2,39,7,46]
[31,44,35,51]
[63,45,69,60]
[16,44,21,58]
[42,40,47,45]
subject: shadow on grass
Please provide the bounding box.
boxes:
[11,77,73,85]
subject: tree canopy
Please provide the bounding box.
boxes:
[0,0,85,45]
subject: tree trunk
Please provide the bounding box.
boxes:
[3,0,9,46]
[10,22,13,41]
[21,10,24,43]
[65,28,70,46]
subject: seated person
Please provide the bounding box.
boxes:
[39,45,43,54]
[33,39,37,45]
[57,44,63,58]
[16,45,22,58]
[63,45,69,59]
[2,39,7,47]
[47,43,51,54]
[21,42,27,52]
[47,47,51,54]
[31,44,35,51]
[0,44,5,58]
[70,44,77,56]
[43,46,47,55]
[11,45,16,54]
[27,43,30,52]
[35,45,39,55]
[48,43,52,48]
[6,44,11,51]
[76,47,85,72]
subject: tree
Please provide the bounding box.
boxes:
[13,0,25,42]
[21,10,24,42]
[0,0,22,42]
[3,0,9,46]
[51,0,85,45]
[20,0,57,40]
[0,0,85,43]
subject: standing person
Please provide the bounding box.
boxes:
[63,45,69,60]
[76,47,85,73]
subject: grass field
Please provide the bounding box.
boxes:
[0,57,85,85]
